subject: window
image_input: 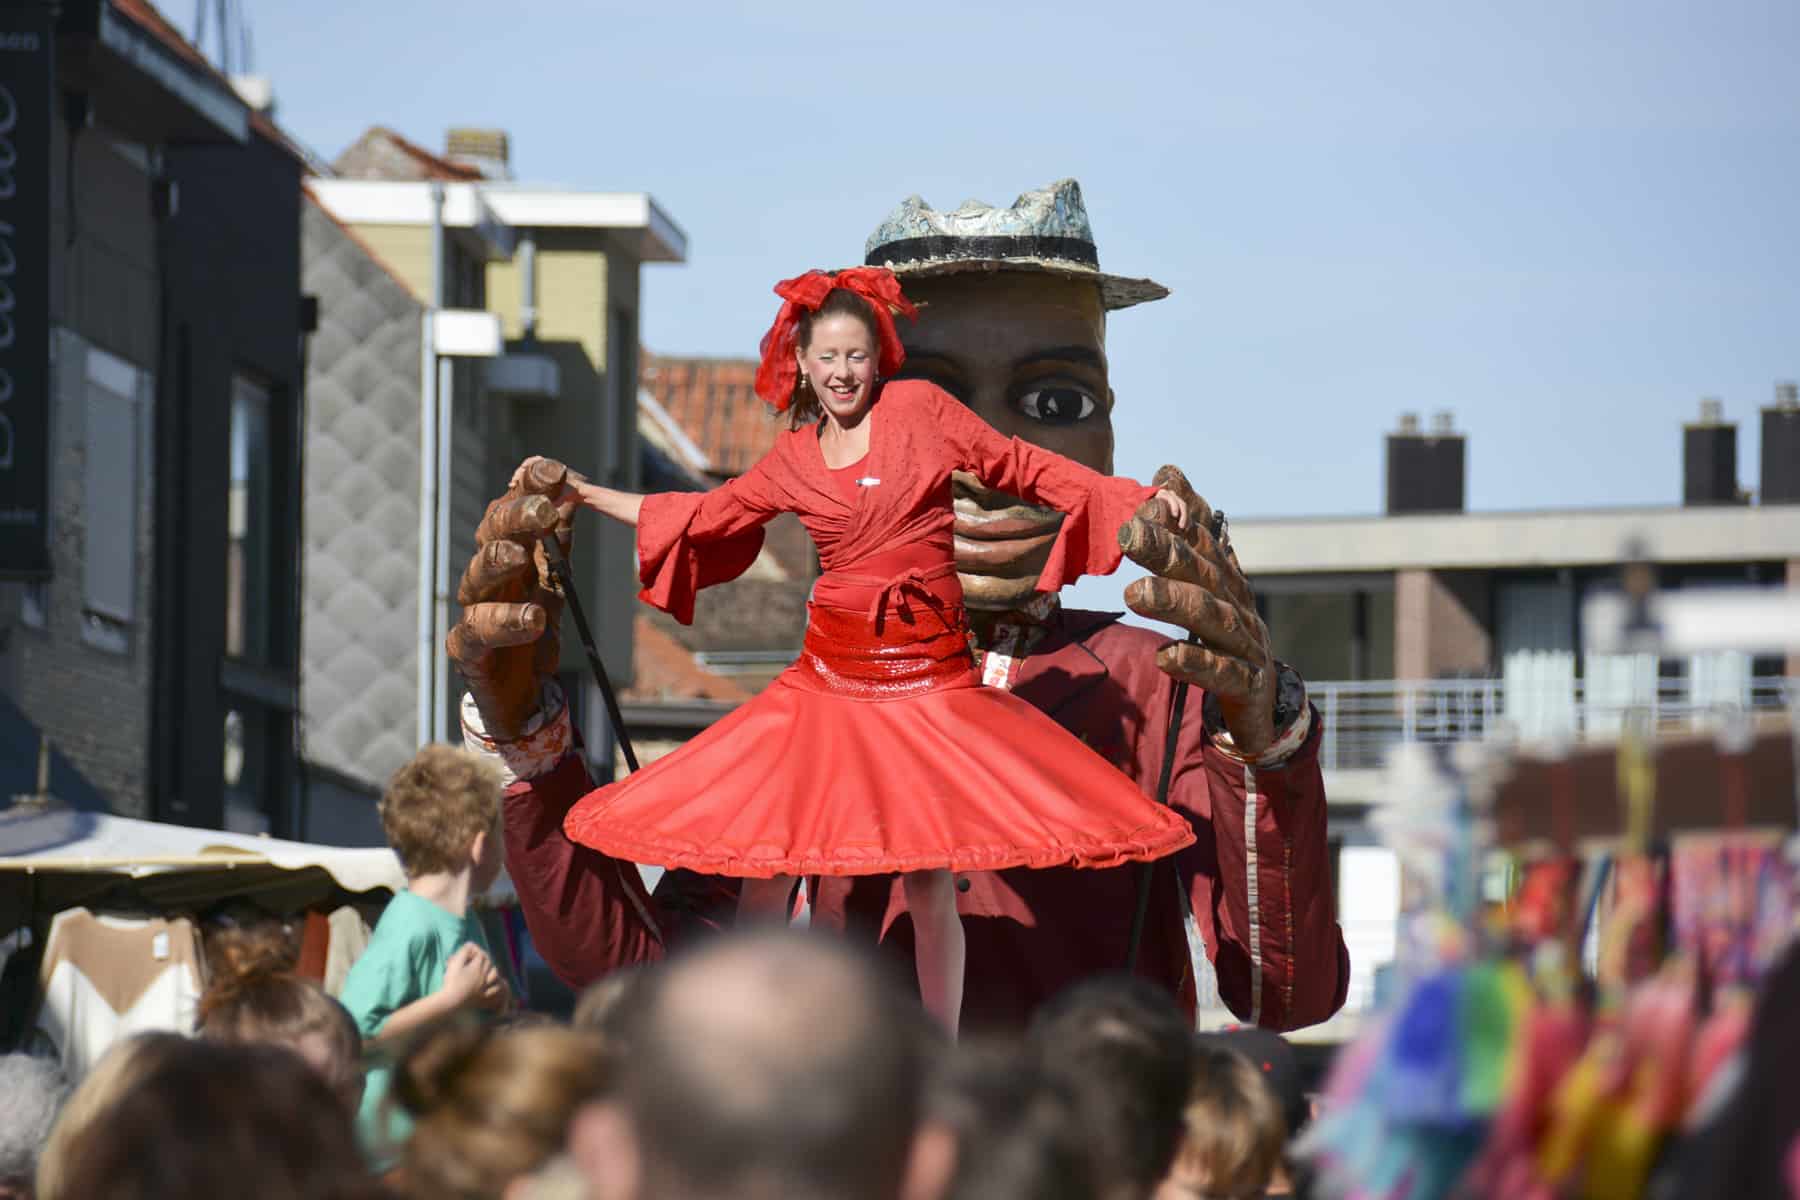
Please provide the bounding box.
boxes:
[81,346,142,635]
[226,373,274,662]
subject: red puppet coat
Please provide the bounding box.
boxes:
[560,380,1195,879]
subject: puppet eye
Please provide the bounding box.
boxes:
[1016,387,1096,425]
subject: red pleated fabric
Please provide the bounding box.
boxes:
[571,379,1186,879]
[562,596,1196,878]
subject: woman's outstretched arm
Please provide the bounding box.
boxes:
[572,480,643,527]
[509,456,643,526]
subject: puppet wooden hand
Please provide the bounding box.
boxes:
[1117,465,1280,758]
[445,457,579,741]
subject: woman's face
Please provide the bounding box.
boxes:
[796,313,878,423]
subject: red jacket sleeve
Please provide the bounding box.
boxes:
[927,387,1155,590]
[501,753,667,989]
[1179,707,1350,1031]
[636,455,790,625]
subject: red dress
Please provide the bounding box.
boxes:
[561,381,1197,878]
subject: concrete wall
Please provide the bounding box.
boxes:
[1394,569,1492,679]
[1791,559,1800,679]
[347,224,435,305]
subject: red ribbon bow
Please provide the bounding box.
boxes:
[753,267,918,411]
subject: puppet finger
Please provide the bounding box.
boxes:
[476,493,559,547]
[457,538,533,607]
[1118,519,1227,594]
[1125,577,1264,663]
[449,603,546,657]
[1154,641,1264,707]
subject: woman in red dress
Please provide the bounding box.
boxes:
[545,267,1196,1031]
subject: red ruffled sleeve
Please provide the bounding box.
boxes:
[926,387,1156,591]
[636,459,788,625]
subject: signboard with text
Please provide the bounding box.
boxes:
[0,5,52,577]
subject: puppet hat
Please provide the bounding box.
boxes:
[863,178,1169,311]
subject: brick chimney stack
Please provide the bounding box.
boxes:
[444,128,512,180]
[1385,411,1465,515]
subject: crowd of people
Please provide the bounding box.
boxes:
[0,743,1312,1200]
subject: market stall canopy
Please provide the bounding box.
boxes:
[0,805,414,931]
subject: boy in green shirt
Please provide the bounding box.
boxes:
[341,745,513,1159]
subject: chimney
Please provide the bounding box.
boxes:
[1683,396,1741,506]
[444,128,512,180]
[230,76,275,117]
[1762,381,1800,505]
[1385,410,1465,515]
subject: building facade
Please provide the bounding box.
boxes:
[0,0,307,834]
[299,127,686,834]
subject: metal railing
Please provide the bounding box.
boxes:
[1310,676,1797,772]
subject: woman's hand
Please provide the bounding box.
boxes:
[1153,487,1189,531]
[508,456,642,526]
[511,455,587,508]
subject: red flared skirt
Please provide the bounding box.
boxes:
[562,593,1196,879]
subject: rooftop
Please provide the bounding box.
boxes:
[1232,503,1800,575]
[639,354,782,478]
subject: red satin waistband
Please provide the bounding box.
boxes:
[792,598,977,699]
[812,557,962,632]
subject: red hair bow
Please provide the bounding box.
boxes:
[753,267,918,411]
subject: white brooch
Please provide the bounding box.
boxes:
[855,477,881,488]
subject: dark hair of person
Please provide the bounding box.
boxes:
[1026,974,1195,1196]
[391,1016,611,1199]
[53,1040,389,1200]
[929,1040,1097,1200]
[788,287,882,430]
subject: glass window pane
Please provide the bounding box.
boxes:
[227,375,273,662]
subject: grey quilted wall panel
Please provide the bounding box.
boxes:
[300,202,426,790]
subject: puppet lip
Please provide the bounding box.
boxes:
[952,496,1062,541]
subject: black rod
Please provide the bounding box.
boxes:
[543,541,641,774]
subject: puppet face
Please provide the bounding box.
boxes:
[796,313,879,425]
[891,273,1116,611]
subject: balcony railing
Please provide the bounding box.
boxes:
[1309,675,1797,772]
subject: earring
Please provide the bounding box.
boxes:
[799,373,809,391]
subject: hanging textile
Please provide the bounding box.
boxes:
[32,908,205,1079]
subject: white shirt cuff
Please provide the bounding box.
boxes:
[460,681,573,787]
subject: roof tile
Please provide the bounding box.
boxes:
[639,353,784,478]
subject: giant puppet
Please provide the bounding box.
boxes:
[453,180,1350,1031]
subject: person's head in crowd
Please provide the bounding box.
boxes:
[197,923,365,1112]
[382,743,506,892]
[47,1039,386,1200]
[35,1032,188,1200]
[0,1055,67,1198]
[571,966,645,1040]
[927,1041,1096,1200]
[1195,1028,1313,1196]
[1155,1044,1286,1200]
[392,1017,610,1199]
[1026,974,1194,1200]
[577,928,953,1200]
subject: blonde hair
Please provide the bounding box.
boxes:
[381,744,503,877]
[36,1032,189,1200]
[1169,1046,1286,1199]
[393,1019,611,1198]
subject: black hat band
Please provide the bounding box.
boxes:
[866,235,1100,270]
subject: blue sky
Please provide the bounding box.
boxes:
[195,0,1797,522]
